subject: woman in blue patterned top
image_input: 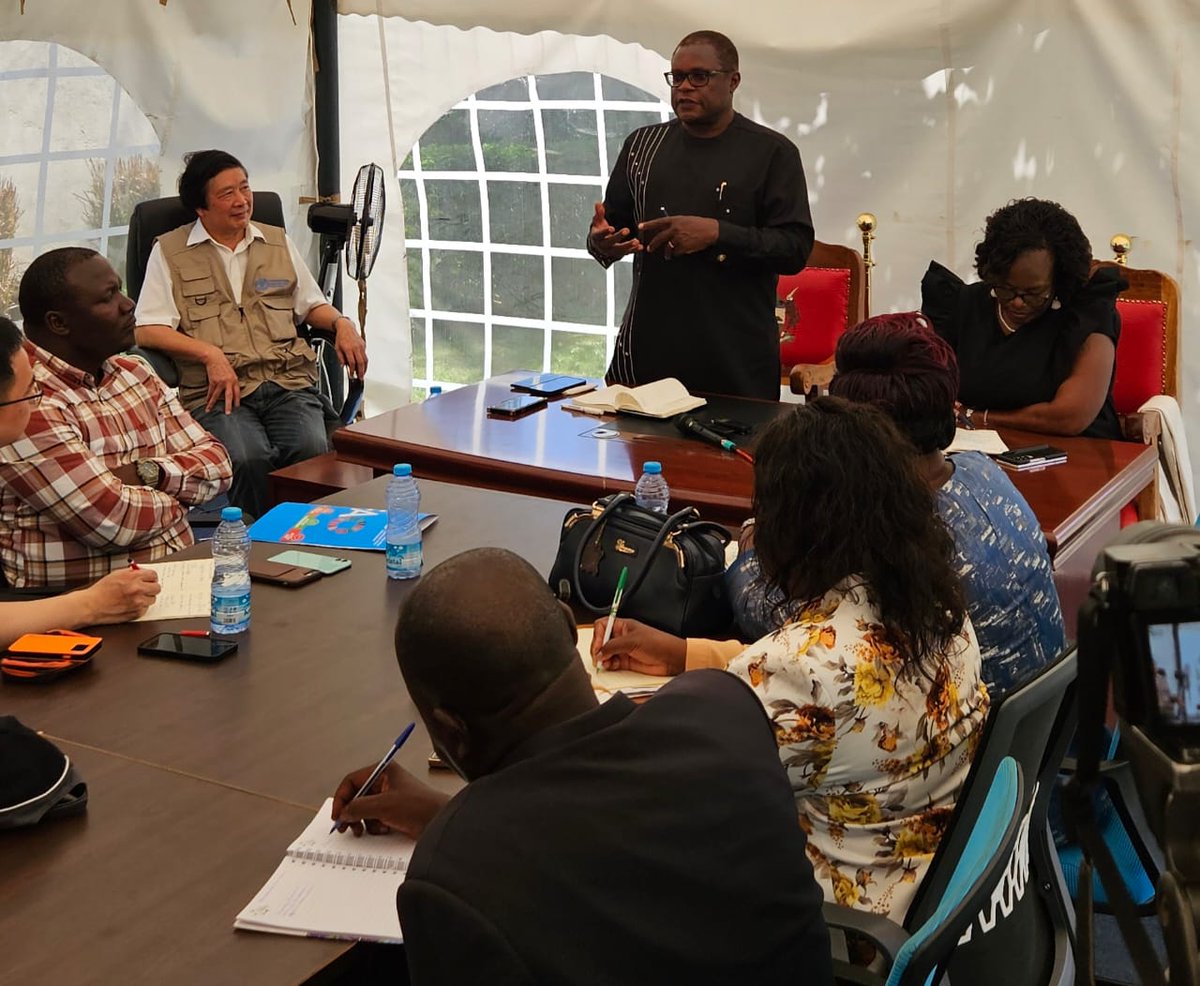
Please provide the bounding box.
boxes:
[729,312,1065,696]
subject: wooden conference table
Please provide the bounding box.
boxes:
[0,478,577,986]
[333,372,1158,631]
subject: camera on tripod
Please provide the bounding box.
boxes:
[1074,521,1200,985]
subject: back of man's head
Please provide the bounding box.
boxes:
[179,149,247,214]
[18,247,99,335]
[395,548,579,730]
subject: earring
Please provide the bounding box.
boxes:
[1050,297,1061,310]
[989,288,998,299]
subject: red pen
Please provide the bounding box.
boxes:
[179,630,210,638]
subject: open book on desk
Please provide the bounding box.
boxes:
[564,377,705,419]
[577,624,673,701]
[235,798,415,943]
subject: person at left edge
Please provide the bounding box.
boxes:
[588,30,814,400]
[134,149,368,519]
[0,248,232,589]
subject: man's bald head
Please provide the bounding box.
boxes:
[394,548,579,725]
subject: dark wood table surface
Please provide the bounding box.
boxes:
[331,374,1157,619]
[0,477,578,986]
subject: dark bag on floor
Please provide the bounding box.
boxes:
[0,716,88,829]
[549,492,733,637]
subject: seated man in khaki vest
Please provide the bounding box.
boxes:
[134,149,368,519]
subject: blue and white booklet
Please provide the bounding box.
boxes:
[248,502,436,552]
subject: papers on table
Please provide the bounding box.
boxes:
[947,428,1009,455]
[131,558,214,621]
[577,624,673,701]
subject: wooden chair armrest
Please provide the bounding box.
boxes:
[789,361,837,398]
[1120,411,1161,445]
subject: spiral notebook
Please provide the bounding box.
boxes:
[235,798,415,943]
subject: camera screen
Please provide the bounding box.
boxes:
[1147,621,1200,725]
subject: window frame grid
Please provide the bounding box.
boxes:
[401,73,670,395]
[0,43,161,263]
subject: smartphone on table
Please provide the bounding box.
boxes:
[510,373,589,397]
[249,560,323,587]
[995,444,1068,470]
[486,395,548,419]
[137,633,239,663]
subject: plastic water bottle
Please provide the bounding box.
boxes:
[210,506,251,635]
[386,463,423,580]
[634,461,670,514]
[428,385,443,398]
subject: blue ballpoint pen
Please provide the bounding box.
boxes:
[331,722,417,833]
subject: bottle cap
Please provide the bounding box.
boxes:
[393,463,413,477]
[642,461,662,475]
[220,506,243,521]
[429,386,443,397]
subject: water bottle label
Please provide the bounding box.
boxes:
[211,591,251,626]
[387,541,423,577]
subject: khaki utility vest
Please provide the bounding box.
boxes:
[157,223,317,409]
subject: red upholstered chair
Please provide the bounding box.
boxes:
[1094,238,1180,525]
[778,240,867,394]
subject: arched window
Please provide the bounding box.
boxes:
[0,41,161,317]
[400,72,670,394]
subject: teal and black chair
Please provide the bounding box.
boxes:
[825,649,1080,985]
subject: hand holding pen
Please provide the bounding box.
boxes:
[331,723,416,833]
[596,566,630,673]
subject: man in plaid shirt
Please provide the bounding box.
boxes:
[0,248,232,588]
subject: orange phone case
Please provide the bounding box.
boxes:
[8,629,103,657]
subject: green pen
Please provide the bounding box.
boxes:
[597,566,630,669]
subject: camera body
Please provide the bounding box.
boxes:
[1100,536,1200,762]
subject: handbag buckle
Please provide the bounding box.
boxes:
[662,533,686,567]
[615,538,636,555]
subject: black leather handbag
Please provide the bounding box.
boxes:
[548,492,733,637]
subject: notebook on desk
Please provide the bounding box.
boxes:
[565,378,705,419]
[235,798,415,943]
[248,502,438,552]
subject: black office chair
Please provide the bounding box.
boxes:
[124,193,341,409]
[825,648,1079,986]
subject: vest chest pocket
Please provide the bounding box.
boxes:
[260,295,299,342]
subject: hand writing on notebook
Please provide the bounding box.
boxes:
[331,762,449,839]
[591,617,686,677]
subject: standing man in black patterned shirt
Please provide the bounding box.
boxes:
[587,30,814,400]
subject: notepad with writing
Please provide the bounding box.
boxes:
[565,377,706,419]
[235,799,415,943]
[576,625,673,700]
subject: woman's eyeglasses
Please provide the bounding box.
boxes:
[990,283,1053,306]
[663,69,732,89]
[0,382,42,408]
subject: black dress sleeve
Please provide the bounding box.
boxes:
[920,260,968,348]
[588,131,637,270]
[1063,265,1126,352]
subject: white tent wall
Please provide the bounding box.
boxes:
[2,1,1197,491]
[343,1,1200,497]
[0,0,318,268]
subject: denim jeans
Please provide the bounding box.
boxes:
[194,381,337,519]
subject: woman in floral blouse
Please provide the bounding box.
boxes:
[595,397,988,920]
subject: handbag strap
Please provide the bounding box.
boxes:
[569,494,700,613]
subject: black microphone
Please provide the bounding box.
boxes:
[675,414,735,451]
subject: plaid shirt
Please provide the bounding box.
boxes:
[0,342,232,587]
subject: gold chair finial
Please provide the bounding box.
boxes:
[1111,233,1132,266]
[857,214,877,316]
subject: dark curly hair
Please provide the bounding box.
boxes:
[178,149,247,214]
[753,396,966,675]
[0,316,22,394]
[676,30,739,70]
[974,198,1092,304]
[831,312,958,454]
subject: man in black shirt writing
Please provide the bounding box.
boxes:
[588,30,814,400]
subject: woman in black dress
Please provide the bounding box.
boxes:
[921,198,1125,439]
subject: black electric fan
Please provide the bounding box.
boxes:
[345,163,386,345]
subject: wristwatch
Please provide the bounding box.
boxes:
[135,459,163,488]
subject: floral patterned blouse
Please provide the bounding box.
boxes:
[726,579,989,920]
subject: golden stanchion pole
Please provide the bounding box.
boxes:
[1111,233,1132,265]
